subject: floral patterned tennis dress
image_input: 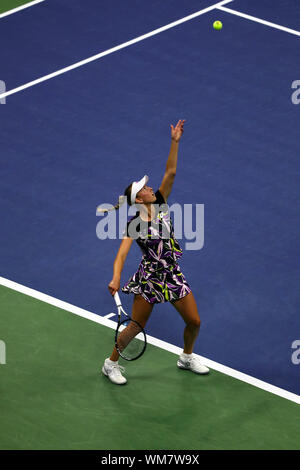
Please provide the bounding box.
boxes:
[122,190,192,304]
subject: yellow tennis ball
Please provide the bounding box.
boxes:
[213,20,223,30]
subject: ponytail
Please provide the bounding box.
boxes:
[97,182,133,214]
[97,195,126,214]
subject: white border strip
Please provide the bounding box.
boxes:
[104,313,116,319]
[217,5,300,37]
[0,0,45,19]
[0,0,233,100]
[0,275,299,405]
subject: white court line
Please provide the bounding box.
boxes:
[0,0,233,100]
[217,5,300,37]
[0,275,299,405]
[104,313,116,319]
[0,0,45,19]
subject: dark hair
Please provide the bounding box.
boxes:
[124,183,133,207]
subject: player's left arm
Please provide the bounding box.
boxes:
[159,119,186,201]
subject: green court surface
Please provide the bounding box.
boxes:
[0,284,299,450]
[0,0,36,14]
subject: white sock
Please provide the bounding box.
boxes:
[181,352,192,360]
[106,358,118,364]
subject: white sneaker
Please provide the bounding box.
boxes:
[177,354,210,375]
[102,358,127,385]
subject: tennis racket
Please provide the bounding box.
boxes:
[114,292,147,361]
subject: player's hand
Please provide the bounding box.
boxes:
[171,119,186,142]
[108,278,120,296]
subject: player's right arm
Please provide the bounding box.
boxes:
[108,237,134,295]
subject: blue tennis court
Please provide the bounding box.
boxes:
[0,0,299,451]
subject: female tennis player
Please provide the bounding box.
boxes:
[102,119,209,384]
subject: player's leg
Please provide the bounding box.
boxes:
[171,291,201,354]
[103,294,154,384]
[131,294,154,327]
[171,292,209,374]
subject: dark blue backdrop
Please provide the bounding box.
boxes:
[1,0,299,395]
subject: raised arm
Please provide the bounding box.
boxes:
[108,237,133,295]
[159,119,186,201]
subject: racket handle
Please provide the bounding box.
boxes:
[114,291,122,306]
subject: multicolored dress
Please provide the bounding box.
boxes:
[122,190,192,304]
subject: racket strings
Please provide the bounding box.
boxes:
[116,320,146,360]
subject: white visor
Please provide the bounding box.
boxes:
[130,175,149,205]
